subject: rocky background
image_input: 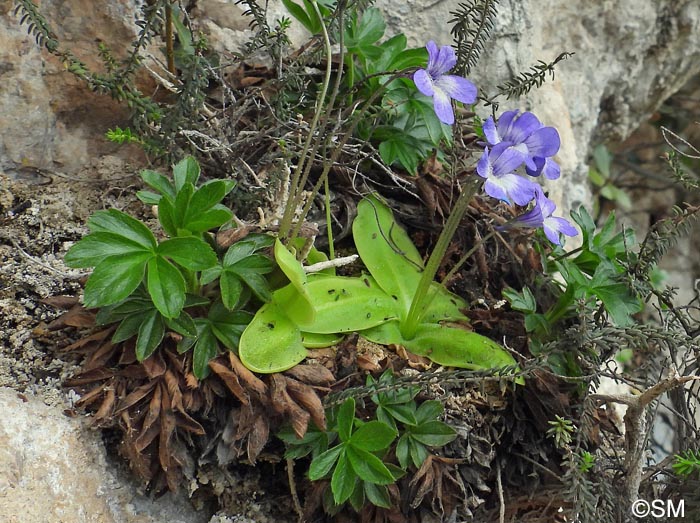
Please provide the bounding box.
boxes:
[1,0,699,521]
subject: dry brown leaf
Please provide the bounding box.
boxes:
[40,295,80,309]
[114,381,157,415]
[62,327,114,353]
[64,368,114,387]
[143,351,166,378]
[270,374,310,439]
[229,352,268,397]
[163,370,184,412]
[74,385,107,409]
[209,358,249,404]
[93,386,116,423]
[135,419,161,453]
[159,386,179,492]
[84,340,116,370]
[140,382,163,437]
[46,303,95,330]
[285,377,326,431]
[284,364,336,386]
[246,406,270,463]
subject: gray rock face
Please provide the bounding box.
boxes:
[0,387,211,523]
[0,0,141,175]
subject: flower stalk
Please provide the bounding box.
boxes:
[401,176,482,339]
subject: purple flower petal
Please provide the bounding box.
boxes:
[525,157,561,179]
[541,158,561,180]
[491,142,526,175]
[502,112,542,144]
[426,41,439,71]
[546,216,578,236]
[483,117,500,145]
[476,148,491,179]
[431,44,457,76]
[413,68,434,97]
[512,205,544,228]
[523,126,560,158]
[435,75,477,104]
[431,87,454,125]
[486,173,538,205]
[495,110,518,139]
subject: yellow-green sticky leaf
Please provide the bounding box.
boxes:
[362,321,518,373]
[301,331,344,348]
[274,239,314,324]
[353,195,423,320]
[238,301,308,373]
[286,276,400,334]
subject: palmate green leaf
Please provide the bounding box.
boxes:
[337,398,355,442]
[83,252,152,308]
[381,403,417,427]
[331,453,356,505]
[87,209,157,250]
[141,169,175,201]
[113,313,145,343]
[586,264,642,327]
[503,286,537,313]
[157,196,178,237]
[223,241,255,265]
[345,446,395,485]
[165,310,197,338]
[396,434,411,470]
[135,309,165,361]
[410,421,457,447]
[64,232,151,268]
[185,206,232,233]
[157,237,218,270]
[219,272,243,310]
[136,190,161,205]
[349,482,365,512]
[309,445,344,480]
[173,182,194,230]
[147,256,186,319]
[238,300,308,373]
[415,400,444,424]
[350,421,396,451]
[284,276,399,334]
[353,195,424,320]
[209,303,251,350]
[193,320,218,379]
[345,7,385,48]
[408,437,430,469]
[173,156,200,191]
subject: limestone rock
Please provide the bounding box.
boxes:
[0,0,142,175]
[0,387,211,523]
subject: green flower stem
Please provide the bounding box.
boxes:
[324,175,335,259]
[278,0,333,239]
[401,177,482,339]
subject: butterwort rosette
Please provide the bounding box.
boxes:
[508,187,578,245]
[483,110,561,179]
[413,41,477,125]
[476,142,540,206]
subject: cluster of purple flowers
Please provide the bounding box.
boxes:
[413,42,577,246]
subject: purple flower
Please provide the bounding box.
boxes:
[483,110,561,179]
[413,41,477,125]
[510,188,578,245]
[476,143,540,206]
